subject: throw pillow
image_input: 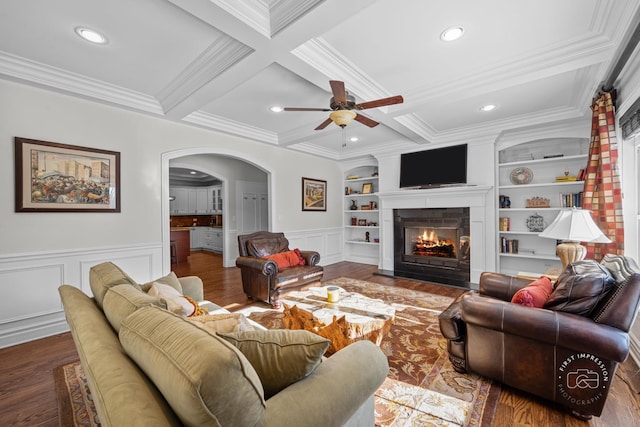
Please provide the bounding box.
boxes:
[119,306,265,426]
[219,329,330,399]
[263,250,305,270]
[147,282,195,317]
[600,254,640,283]
[188,313,256,334]
[511,276,553,308]
[141,271,183,294]
[103,284,166,332]
[89,261,140,309]
[293,248,307,265]
[544,260,615,316]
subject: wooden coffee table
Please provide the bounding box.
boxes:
[280,286,395,354]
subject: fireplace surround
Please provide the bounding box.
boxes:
[377,185,494,288]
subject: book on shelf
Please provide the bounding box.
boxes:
[500,237,519,254]
[559,192,583,208]
[555,175,578,182]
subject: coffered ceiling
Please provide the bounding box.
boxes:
[1,0,639,160]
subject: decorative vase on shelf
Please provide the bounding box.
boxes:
[350,200,358,210]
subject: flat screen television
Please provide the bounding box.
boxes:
[399,144,468,188]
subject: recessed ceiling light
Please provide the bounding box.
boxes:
[75,27,107,44]
[440,26,464,42]
[269,105,283,113]
[480,104,496,112]
[349,137,359,142]
[190,171,197,175]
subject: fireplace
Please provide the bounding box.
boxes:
[394,208,470,288]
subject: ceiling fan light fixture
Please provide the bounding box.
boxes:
[440,26,464,42]
[330,109,356,127]
[75,27,107,44]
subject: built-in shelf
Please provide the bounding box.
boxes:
[344,166,380,265]
[345,240,379,245]
[499,154,588,168]
[497,137,589,275]
[499,253,559,261]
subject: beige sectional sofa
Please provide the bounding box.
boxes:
[59,262,389,426]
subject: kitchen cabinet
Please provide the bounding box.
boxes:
[170,187,190,214]
[170,186,216,214]
[211,186,222,213]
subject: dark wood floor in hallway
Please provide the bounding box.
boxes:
[0,250,638,426]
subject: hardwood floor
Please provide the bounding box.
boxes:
[1,250,638,426]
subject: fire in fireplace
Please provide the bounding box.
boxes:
[394,208,470,288]
[408,227,457,258]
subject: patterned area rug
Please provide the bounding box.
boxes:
[243,277,500,426]
[53,360,101,426]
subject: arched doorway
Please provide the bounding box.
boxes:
[161,148,271,272]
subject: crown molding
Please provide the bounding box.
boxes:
[210,0,271,37]
[270,0,325,36]
[182,110,279,144]
[0,51,163,114]
[156,36,254,114]
[393,114,437,142]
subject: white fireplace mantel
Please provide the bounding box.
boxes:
[377,185,495,286]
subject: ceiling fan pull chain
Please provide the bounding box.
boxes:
[342,126,347,148]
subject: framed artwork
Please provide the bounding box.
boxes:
[362,183,373,194]
[14,137,121,212]
[357,219,367,226]
[302,177,326,211]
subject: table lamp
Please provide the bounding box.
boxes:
[538,207,611,268]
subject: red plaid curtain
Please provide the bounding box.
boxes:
[582,91,624,260]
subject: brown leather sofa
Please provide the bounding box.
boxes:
[236,231,324,307]
[439,260,640,419]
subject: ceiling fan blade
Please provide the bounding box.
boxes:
[355,95,404,110]
[354,113,379,128]
[329,80,347,105]
[283,107,331,112]
[315,118,333,130]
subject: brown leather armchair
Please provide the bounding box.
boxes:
[439,263,640,420]
[236,231,324,308]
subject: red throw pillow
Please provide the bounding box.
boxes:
[263,250,305,269]
[293,248,306,266]
[511,276,553,308]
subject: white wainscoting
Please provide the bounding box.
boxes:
[0,243,163,348]
[273,227,344,266]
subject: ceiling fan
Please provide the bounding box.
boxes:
[283,80,403,130]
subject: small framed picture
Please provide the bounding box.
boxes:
[358,219,367,226]
[361,183,373,194]
[302,177,326,211]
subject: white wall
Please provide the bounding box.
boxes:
[0,79,343,347]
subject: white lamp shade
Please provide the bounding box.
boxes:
[538,208,611,243]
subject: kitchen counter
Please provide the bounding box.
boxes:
[170,228,190,263]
